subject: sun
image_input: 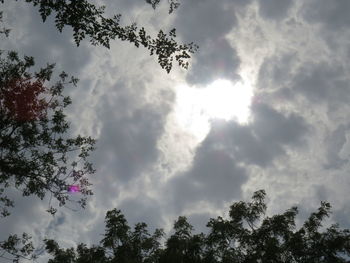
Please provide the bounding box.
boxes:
[174,78,253,141]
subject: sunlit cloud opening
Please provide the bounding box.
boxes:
[175,79,253,141]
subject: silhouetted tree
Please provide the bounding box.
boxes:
[0,32,96,263]
[159,216,204,263]
[4,0,197,73]
[43,190,350,263]
[0,13,97,262]
[0,50,96,218]
[0,233,35,262]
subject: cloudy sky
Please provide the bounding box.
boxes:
[2,0,350,261]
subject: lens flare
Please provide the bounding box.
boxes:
[68,185,80,193]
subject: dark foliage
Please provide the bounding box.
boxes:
[0,50,96,218]
[4,0,197,73]
[145,0,180,14]
[0,13,96,262]
[0,233,35,262]
[43,190,350,263]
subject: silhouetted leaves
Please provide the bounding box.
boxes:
[43,191,350,263]
[0,233,36,262]
[13,0,197,73]
[145,0,180,14]
[0,51,96,218]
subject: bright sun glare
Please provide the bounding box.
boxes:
[175,79,253,141]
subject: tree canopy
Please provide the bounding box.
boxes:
[42,190,350,263]
[0,49,96,218]
[5,0,197,73]
[0,12,96,262]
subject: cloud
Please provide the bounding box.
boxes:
[173,0,248,85]
[174,0,237,44]
[166,147,247,213]
[94,79,173,184]
[258,0,294,20]
[302,0,350,31]
[291,63,350,104]
[334,204,350,230]
[185,39,241,85]
[323,124,349,169]
[257,51,350,109]
[165,101,308,217]
[118,196,165,231]
[0,191,45,237]
[2,1,92,75]
[257,53,297,92]
[205,103,309,167]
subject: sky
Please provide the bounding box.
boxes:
[2,0,350,261]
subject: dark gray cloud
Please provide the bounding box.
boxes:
[258,0,294,20]
[0,190,43,237]
[292,63,350,104]
[257,53,296,91]
[186,39,240,85]
[301,0,350,50]
[258,52,350,108]
[324,124,349,169]
[302,0,350,31]
[106,0,142,11]
[334,205,350,230]
[187,212,213,234]
[119,197,165,231]
[166,102,308,216]
[94,80,172,183]
[173,0,247,85]
[205,103,309,167]
[174,0,238,44]
[3,1,91,76]
[167,147,247,212]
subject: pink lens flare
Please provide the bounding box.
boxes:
[68,185,80,193]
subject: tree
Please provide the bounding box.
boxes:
[0,12,96,262]
[42,190,350,263]
[0,50,96,218]
[204,190,350,262]
[0,20,96,217]
[4,0,197,73]
[159,216,204,263]
[45,209,164,263]
[0,233,35,263]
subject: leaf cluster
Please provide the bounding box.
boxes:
[0,233,35,262]
[145,0,180,14]
[10,0,197,73]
